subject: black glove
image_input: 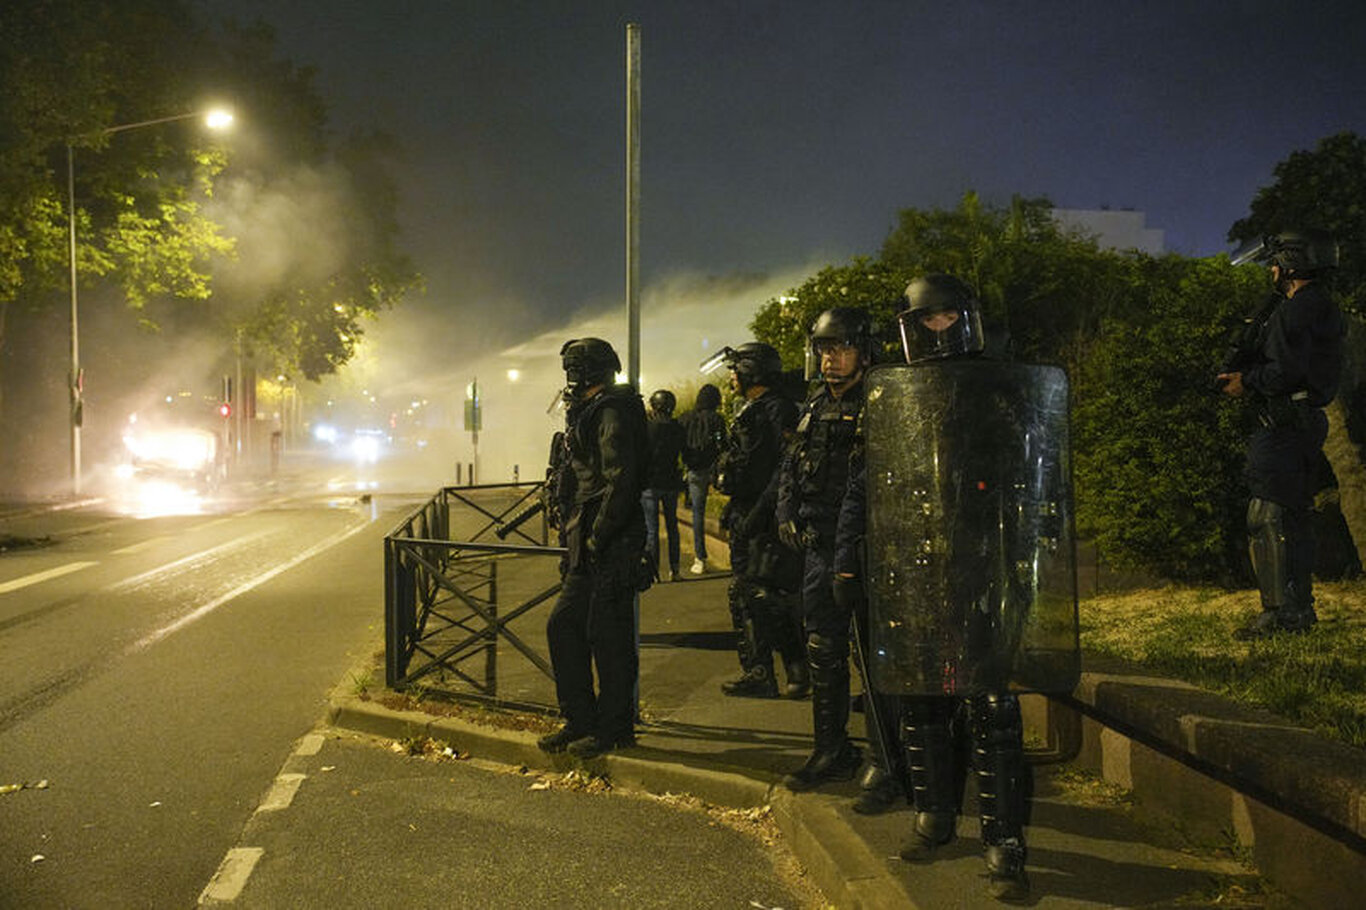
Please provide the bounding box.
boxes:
[831,573,864,613]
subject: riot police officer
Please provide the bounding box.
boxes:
[537,338,650,760]
[841,274,1080,902]
[1221,230,1344,638]
[778,308,873,792]
[712,342,806,699]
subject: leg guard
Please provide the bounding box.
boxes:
[899,696,958,860]
[727,577,756,672]
[783,632,860,791]
[970,693,1029,848]
[1247,498,1291,612]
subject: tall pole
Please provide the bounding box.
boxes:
[62,108,233,497]
[67,144,82,496]
[625,23,641,389]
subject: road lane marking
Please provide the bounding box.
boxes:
[0,562,99,594]
[108,529,274,590]
[296,733,326,756]
[127,519,372,652]
[199,847,264,904]
[256,773,307,812]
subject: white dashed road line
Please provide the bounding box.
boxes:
[198,847,264,904]
[0,561,99,594]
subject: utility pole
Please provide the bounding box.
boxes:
[626,23,641,389]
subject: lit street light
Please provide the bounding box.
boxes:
[66,107,234,496]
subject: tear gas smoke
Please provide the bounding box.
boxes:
[342,263,823,487]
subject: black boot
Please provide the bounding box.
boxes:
[537,725,589,754]
[721,663,779,698]
[899,697,958,861]
[782,655,811,699]
[852,764,903,815]
[899,810,956,862]
[985,841,1029,903]
[852,692,905,814]
[785,633,861,791]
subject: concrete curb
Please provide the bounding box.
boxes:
[326,695,914,909]
[1027,654,1366,909]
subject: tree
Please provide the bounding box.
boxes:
[750,258,908,367]
[1229,132,1366,314]
[1073,256,1264,579]
[0,0,421,488]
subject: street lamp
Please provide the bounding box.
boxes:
[66,107,233,496]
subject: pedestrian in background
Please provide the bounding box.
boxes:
[643,389,686,582]
[680,383,726,574]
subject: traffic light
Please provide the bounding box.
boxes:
[219,402,232,418]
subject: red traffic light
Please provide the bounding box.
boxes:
[219,403,232,418]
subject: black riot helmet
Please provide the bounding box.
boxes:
[1232,230,1339,279]
[648,389,676,416]
[897,274,985,363]
[806,307,874,382]
[725,342,783,393]
[560,337,621,398]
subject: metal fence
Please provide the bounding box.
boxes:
[383,482,566,708]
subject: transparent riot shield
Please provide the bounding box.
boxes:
[863,361,1079,696]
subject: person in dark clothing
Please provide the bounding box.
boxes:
[777,308,872,794]
[837,275,1048,902]
[642,389,686,582]
[679,383,727,573]
[537,338,650,760]
[1221,230,1345,638]
[712,343,807,699]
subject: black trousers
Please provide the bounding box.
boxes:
[546,535,640,741]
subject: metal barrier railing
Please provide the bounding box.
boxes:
[384,483,566,707]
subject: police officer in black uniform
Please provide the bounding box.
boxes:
[1221,230,1344,638]
[537,338,649,760]
[713,342,806,699]
[778,308,873,792]
[841,276,1035,902]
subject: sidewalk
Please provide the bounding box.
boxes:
[329,570,1265,909]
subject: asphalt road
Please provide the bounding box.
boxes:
[0,454,424,908]
[216,732,816,910]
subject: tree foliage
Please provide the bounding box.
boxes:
[1072,257,1264,579]
[750,191,1281,582]
[0,0,420,381]
[1229,131,1366,315]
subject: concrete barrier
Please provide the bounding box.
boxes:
[1023,654,1366,908]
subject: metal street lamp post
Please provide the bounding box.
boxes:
[65,108,233,496]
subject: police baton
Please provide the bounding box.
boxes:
[847,593,897,778]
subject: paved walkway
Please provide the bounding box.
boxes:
[324,560,1265,910]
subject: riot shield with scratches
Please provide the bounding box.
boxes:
[863,361,1079,696]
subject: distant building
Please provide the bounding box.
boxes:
[1052,207,1164,255]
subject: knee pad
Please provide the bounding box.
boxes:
[806,632,847,673]
[1247,498,1291,610]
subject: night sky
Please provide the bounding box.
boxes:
[195,0,1366,437]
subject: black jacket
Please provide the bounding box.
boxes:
[645,416,686,491]
[1243,281,1344,410]
[714,389,797,506]
[564,384,649,552]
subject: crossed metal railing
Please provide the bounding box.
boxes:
[384,482,566,706]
